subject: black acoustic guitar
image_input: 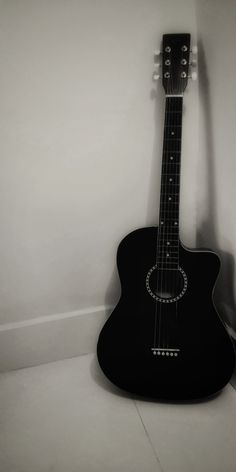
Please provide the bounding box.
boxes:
[97,33,235,400]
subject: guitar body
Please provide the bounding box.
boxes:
[97,227,235,400]
[97,34,235,400]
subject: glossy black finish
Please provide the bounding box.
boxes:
[162,34,190,95]
[97,227,235,401]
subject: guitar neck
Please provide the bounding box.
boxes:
[157,96,183,269]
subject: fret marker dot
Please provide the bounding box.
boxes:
[161,221,164,225]
[174,222,178,225]
[167,242,170,245]
[167,253,170,257]
[171,131,175,135]
[170,156,174,160]
[169,178,173,182]
[168,197,172,201]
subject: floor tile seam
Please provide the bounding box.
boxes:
[133,398,165,472]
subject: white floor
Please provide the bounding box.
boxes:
[0,354,236,472]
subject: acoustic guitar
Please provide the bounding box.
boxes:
[97,33,235,400]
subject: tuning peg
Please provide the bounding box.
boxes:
[152,71,160,81]
[191,45,198,54]
[154,50,162,64]
[191,71,198,80]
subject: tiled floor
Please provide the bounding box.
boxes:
[0,354,236,472]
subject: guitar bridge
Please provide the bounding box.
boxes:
[151,348,180,357]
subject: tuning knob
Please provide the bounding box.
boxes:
[191,71,198,80]
[152,71,160,81]
[154,50,162,64]
[191,45,198,54]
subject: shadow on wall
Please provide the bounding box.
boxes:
[196,40,236,333]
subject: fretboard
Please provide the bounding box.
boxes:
[157,96,183,270]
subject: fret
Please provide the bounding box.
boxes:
[161,194,180,197]
[164,151,181,154]
[156,260,179,264]
[161,169,180,174]
[159,220,179,223]
[162,164,180,168]
[157,255,179,259]
[157,253,179,255]
[158,235,180,238]
[161,187,180,191]
[160,203,180,206]
[159,263,179,270]
[158,249,179,253]
[161,173,180,176]
[159,221,179,225]
[162,160,181,162]
[157,260,179,263]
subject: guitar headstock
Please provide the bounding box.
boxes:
[153,34,197,95]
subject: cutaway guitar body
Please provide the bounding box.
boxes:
[97,33,235,400]
[97,227,235,400]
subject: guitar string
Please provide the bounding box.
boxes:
[161,109,168,348]
[164,95,172,348]
[155,94,169,349]
[155,91,170,349]
[165,46,186,347]
[158,96,167,349]
[167,97,178,344]
[174,46,184,339]
[169,95,174,349]
[173,94,180,346]
[174,47,185,344]
[159,94,172,348]
[168,95,175,349]
[163,96,175,349]
[162,93,172,348]
[158,95,175,348]
[175,68,184,338]
[154,42,187,350]
[154,94,167,347]
[159,97,183,346]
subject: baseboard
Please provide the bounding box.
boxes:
[0,305,113,372]
[2,302,236,382]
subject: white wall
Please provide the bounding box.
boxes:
[195,0,236,332]
[0,0,198,329]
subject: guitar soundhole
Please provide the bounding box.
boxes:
[146,265,187,303]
